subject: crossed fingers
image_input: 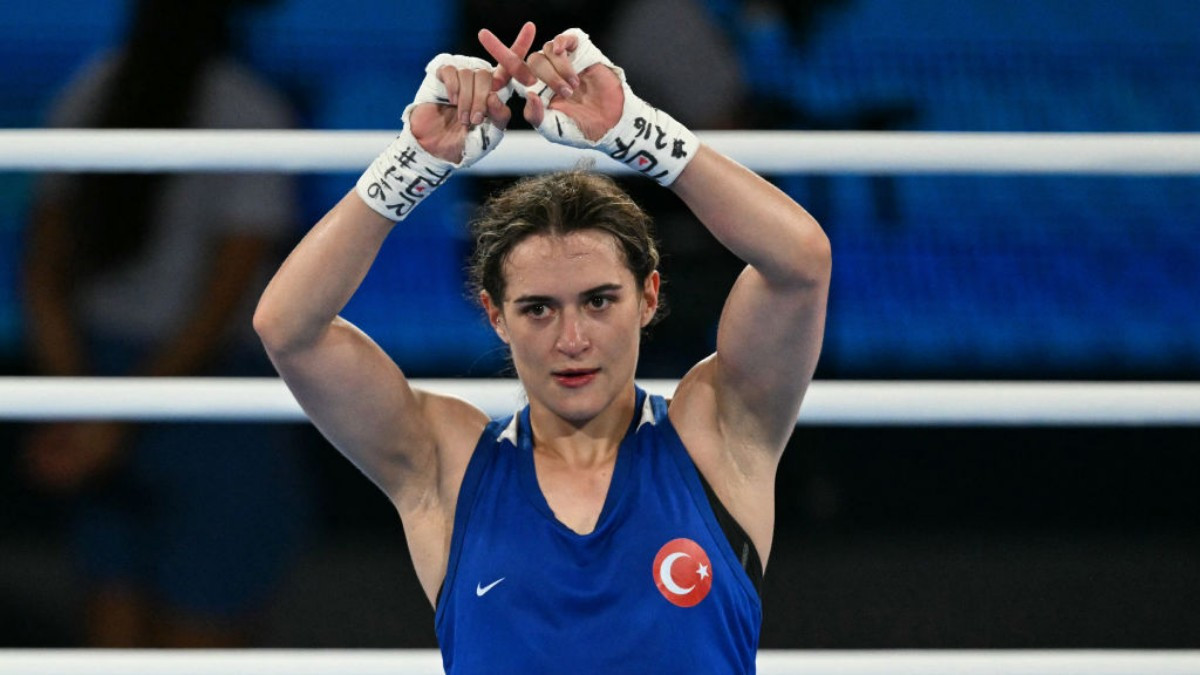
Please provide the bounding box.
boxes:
[488,21,537,93]
[480,26,580,101]
[436,22,536,127]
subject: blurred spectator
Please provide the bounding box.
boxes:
[21,0,310,647]
[605,0,746,130]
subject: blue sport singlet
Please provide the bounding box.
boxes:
[435,387,762,673]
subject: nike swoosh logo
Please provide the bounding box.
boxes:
[476,578,505,597]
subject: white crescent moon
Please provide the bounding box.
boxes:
[658,551,694,595]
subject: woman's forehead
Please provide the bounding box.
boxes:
[503,231,633,289]
[505,230,626,270]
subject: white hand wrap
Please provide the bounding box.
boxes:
[518,28,699,187]
[356,54,513,221]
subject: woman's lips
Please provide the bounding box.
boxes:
[553,368,599,388]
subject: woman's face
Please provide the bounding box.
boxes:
[483,229,659,425]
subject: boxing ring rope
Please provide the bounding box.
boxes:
[3,129,1195,426]
[2,378,1199,425]
[1,130,1198,422]
[4,649,1200,674]
[4,130,1198,672]
[3,129,1200,174]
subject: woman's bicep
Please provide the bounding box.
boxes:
[266,316,444,497]
[712,265,829,450]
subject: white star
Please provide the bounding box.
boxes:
[697,563,709,580]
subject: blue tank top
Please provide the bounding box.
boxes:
[435,387,762,673]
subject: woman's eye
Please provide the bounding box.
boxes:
[524,303,548,317]
[588,296,612,310]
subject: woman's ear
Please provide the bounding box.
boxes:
[640,270,661,328]
[481,290,509,343]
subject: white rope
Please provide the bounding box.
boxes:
[3,649,1199,674]
[1,378,1198,425]
[2,129,1200,174]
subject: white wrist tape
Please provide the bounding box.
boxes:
[519,28,699,186]
[355,130,454,222]
[356,54,513,221]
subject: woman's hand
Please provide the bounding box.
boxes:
[479,27,623,143]
[354,26,537,221]
[479,26,697,186]
[410,22,536,163]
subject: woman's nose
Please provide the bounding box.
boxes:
[555,311,590,356]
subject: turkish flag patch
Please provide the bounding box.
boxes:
[652,538,713,607]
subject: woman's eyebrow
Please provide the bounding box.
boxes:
[512,283,623,305]
[511,293,554,305]
[579,283,623,297]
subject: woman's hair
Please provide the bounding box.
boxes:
[468,171,662,310]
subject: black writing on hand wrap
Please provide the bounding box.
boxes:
[671,138,688,159]
[610,117,672,181]
[394,148,419,169]
[653,126,667,150]
[367,144,452,218]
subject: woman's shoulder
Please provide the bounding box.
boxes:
[664,354,718,418]
[658,357,722,450]
[417,387,494,447]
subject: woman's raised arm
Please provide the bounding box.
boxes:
[253,41,530,506]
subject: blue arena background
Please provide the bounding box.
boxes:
[0,0,1197,379]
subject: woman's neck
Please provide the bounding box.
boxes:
[527,384,637,468]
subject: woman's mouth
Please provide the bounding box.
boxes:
[552,368,600,388]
